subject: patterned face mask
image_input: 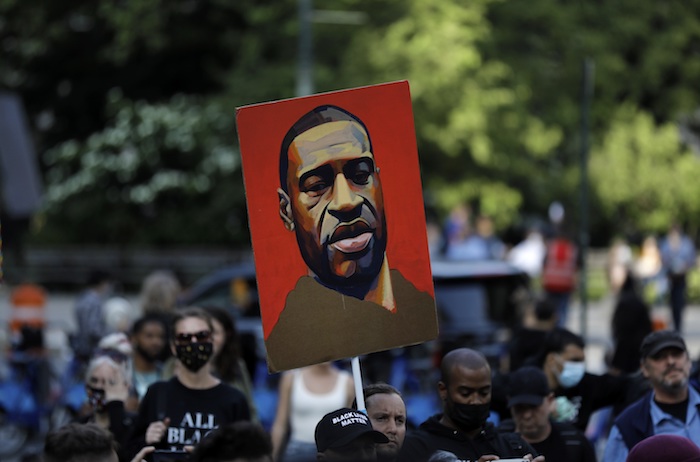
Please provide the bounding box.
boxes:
[86,386,106,412]
[175,342,214,372]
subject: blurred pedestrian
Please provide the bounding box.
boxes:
[541,228,578,327]
[659,223,696,332]
[609,274,653,375]
[271,362,354,462]
[523,328,630,432]
[73,269,114,363]
[444,213,493,261]
[634,235,664,304]
[500,366,596,462]
[81,352,135,461]
[96,332,141,412]
[103,296,134,334]
[140,270,182,314]
[476,215,505,260]
[607,236,632,295]
[509,297,558,372]
[201,305,259,423]
[139,269,181,361]
[129,313,167,401]
[507,227,546,279]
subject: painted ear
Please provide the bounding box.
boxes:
[277,188,295,231]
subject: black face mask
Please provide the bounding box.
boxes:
[87,386,106,413]
[446,400,490,432]
[175,342,213,373]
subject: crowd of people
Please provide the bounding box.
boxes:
[36,325,700,462]
[4,215,700,461]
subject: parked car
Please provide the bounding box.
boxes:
[431,258,530,366]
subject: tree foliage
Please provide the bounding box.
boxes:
[2,0,700,247]
[340,0,563,229]
[38,91,247,245]
[590,105,700,236]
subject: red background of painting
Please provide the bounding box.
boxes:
[236,81,434,338]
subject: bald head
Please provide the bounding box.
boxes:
[440,348,490,386]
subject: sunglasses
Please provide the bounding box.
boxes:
[175,330,212,344]
[93,348,129,364]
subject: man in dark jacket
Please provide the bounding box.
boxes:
[603,330,700,461]
[397,348,543,462]
[500,366,596,461]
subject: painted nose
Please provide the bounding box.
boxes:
[329,173,362,212]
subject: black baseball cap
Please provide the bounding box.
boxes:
[315,408,389,453]
[640,330,687,359]
[507,366,550,408]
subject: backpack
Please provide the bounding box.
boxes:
[542,238,577,292]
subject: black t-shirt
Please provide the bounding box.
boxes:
[655,397,689,423]
[531,421,597,462]
[128,377,250,455]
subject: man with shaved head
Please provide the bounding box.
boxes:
[397,348,544,462]
[265,105,437,372]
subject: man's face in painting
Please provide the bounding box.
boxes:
[280,119,387,290]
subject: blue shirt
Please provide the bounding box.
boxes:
[603,386,700,462]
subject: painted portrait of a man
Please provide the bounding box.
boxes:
[237,82,437,372]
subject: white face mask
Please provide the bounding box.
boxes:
[556,360,586,388]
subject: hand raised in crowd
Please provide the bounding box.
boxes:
[527,455,546,461]
[145,417,171,444]
[130,446,155,462]
[103,367,130,403]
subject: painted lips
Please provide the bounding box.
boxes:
[331,231,373,253]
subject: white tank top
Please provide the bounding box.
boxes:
[288,368,350,443]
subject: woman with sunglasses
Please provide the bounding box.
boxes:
[126,307,251,458]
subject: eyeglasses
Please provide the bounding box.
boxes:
[175,330,211,344]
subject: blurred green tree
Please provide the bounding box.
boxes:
[3,0,700,247]
[36,91,248,245]
[590,104,700,237]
